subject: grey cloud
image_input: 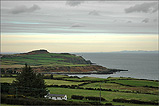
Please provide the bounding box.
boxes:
[88,10,100,16]
[10,4,40,14]
[71,23,84,27]
[153,19,157,22]
[127,21,132,23]
[66,0,84,7]
[142,18,149,23]
[125,2,158,13]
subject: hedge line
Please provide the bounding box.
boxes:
[71,95,106,101]
[110,82,158,89]
[113,98,158,105]
[1,94,91,105]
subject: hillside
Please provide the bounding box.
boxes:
[1,49,92,67]
[1,49,111,73]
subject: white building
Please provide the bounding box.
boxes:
[45,94,67,100]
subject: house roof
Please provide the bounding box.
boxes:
[47,94,66,97]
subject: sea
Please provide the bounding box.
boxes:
[72,53,159,80]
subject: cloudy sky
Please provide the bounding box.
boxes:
[1,0,158,53]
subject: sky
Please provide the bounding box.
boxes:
[1,0,158,53]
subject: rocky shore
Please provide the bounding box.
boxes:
[1,65,128,75]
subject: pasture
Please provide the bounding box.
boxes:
[108,80,159,87]
[64,76,108,82]
[81,82,159,95]
[47,87,159,103]
[0,78,15,83]
[0,77,83,86]
[1,76,159,105]
[45,79,83,85]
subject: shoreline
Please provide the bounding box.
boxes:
[40,68,128,75]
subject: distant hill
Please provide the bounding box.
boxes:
[1,49,92,67]
[1,50,127,73]
[120,50,158,53]
[23,49,49,55]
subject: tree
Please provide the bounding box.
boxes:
[12,64,47,97]
[50,74,53,79]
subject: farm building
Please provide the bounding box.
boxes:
[44,94,67,100]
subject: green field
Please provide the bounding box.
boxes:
[1,76,159,105]
[81,82,159,95]
[109,80,159,87]
[64,76,108,82]
[0,77,83,85]
[47,87,159,103]
[45,79,83,85]
[0,78,15,83]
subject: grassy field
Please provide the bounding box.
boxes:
[64,76,108,82]
[0,78,15,83]
[45,79,83,85]
[0,77,83,85]
[47,87,159,103]
[81,82,159,95]
[1,76,159,105]
[108,80,159,87]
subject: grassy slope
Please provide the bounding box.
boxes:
[108,80,159,87]
[0,78,82,85]
[81,82,159,95]
[1,53,89,68]
[48,87,159,103]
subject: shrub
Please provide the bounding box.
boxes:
[71,95,84,100]
[105,103,113,105]
[1,94,90,105]
[85,96,106,101]
[113,98,158,105]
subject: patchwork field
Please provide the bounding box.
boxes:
[45,79,83,85]
[108,80,159,87]
[64,76,108,82]
[0,78,83,85]
[1,75,159,105]
[81,82,159,95]
[48,87,159,103]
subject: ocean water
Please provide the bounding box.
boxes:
[74,53,159,80]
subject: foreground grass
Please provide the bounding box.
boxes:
[47,87,159,103]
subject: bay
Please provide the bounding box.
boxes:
[73,53,159,80]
